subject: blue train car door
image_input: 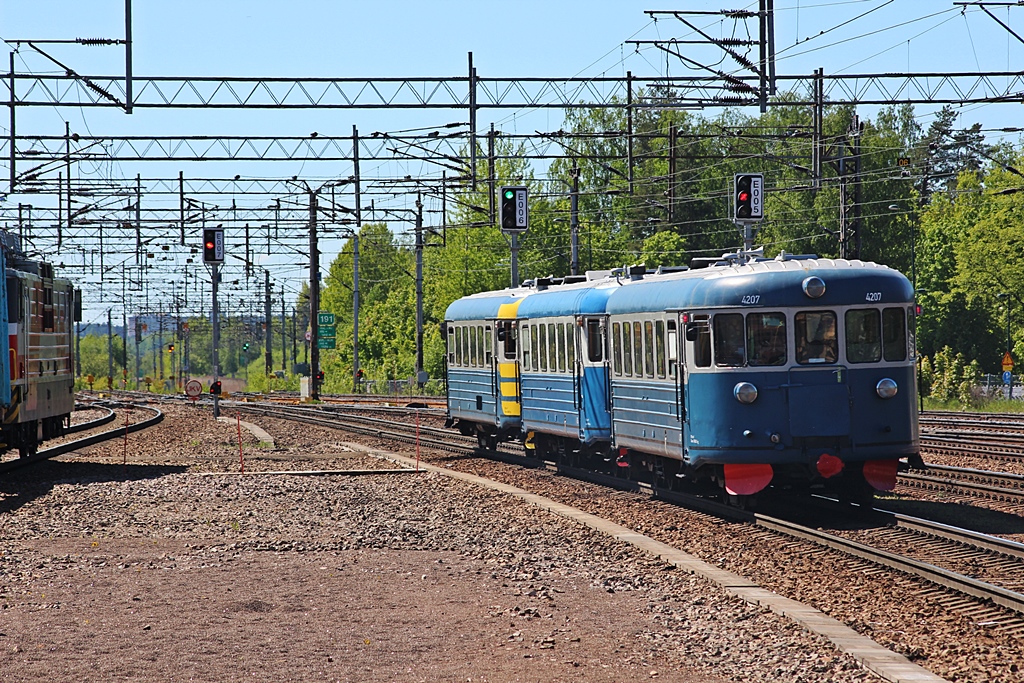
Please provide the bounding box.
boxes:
[576,315,611,444]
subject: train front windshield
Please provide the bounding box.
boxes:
[698,307,910,368]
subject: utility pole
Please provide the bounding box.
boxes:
[308,189,320,400]
[570,159,580,276]
[281,285,287,372]
[352,124,362,391]
[107,309,113,389]
[415,193,425,387]
[264,269,272,376]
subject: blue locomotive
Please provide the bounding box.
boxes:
[444,254,919,504]
[0,231,79,459]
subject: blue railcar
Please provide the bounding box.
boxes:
[443,287,531,448]
[604,257,918,500]
[515,276,619,459]
[445,256,920,504]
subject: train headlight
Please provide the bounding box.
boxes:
[802,276,826,298]
[876,378,898,399]
[733,382,758,404]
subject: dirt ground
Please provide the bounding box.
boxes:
[0,404,874,682]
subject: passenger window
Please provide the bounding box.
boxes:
[587,319,603,362]
[632,322,643,374]
[455,326,463,366]
[713,314,745,367]
[538,322,548,371]
[882,307,907,361]
[623,322,633,376]
[557,323,566,372]
[612,322,622,376]
[567,323,576,370]
[795,311,838,364]
[530,323,539,371]
[846,309,881,363]
[667,320,678,378]
[521,325,531,369]
[656,320,666,378]
[643,321,655,377]
[548,324,557,371]
[746,312,787,366]
[692,315,711,368]
[447,326,455,364]
[470,327,478,366]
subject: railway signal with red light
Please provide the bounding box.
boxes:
[210,380,222,395]
[733,173,764,221]
[202,228,224,263]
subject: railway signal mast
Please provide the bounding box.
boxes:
[733,173,764,258]
[499,186,528,288]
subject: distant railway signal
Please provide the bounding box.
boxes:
[499,186,529,233]
[202,228,224,263]
[734,173,763,221]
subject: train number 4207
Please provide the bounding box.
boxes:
[865,292,882,302]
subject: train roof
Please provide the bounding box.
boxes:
[444,286,533,322]
[606,258,913,314]
[515,276,621,318]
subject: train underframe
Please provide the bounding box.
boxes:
[1,415,70,459]
[521,431,909,508]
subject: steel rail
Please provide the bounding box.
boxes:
[0,403,163,474]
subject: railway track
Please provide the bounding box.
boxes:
[0,401,164,475]
[228,399,1024,635]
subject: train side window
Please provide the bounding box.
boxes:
[587,319,603,363]
[746,312,787,366]
[693,315,711,368]
[557,323,566,372]
[485,326,493,365]
[470,326,478,366]
[643,321,655,377]
[632,321,643,374]
[882,307,907,361]
[713,314,745,367]
[795,311,838,364]
[655,320,666,378]
[612,322,622,376]
[538,322,548,371]
[667,320,678,378]
[546,323,555,371]
[846,309,880,363]
[622,321,633,376]
[567,323,576,370]
[907,306,917,358]
[530,323,539,370]
[6,278,20,322]
[455,327,463,366]
[521,325,531,369]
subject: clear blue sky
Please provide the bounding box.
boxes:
[3,1,1024,320]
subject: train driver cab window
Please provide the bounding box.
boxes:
[643,321,655,377]
[7,277,20,322]
[566,323,576,370]
[691,315,711,368]
[655,320,666,378]
[713,314,745,367]
[530,323,540,371]
[586,319,603,363]
[485,325,493,365]
[795,311,838,364]
[746,312,787,366]
[882,307,908,361]
[454,327,463,366]
[846,309,881,363]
